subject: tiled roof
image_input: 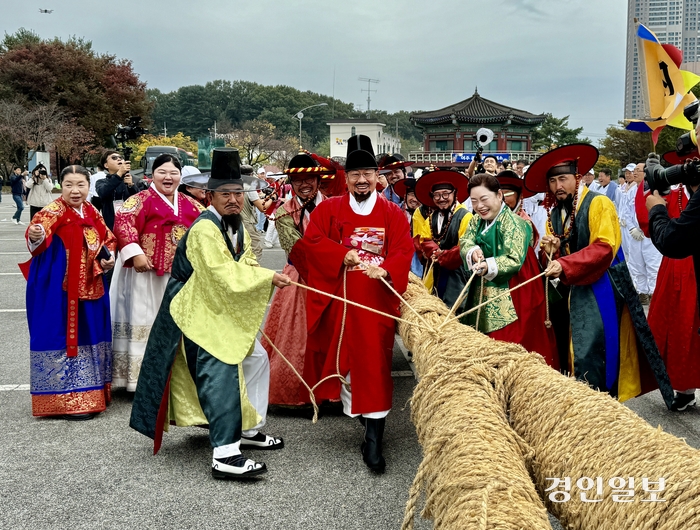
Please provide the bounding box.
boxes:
[411,89,546,126]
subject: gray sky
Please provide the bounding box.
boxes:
[2,0,626,141]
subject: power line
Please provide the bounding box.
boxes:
[358,77,379,119]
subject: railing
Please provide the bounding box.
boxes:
[408,150,542,164]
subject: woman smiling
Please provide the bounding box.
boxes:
[459,173,558,368]
[24,165,117,420]
[109,154,203,391]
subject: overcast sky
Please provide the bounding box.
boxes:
[2,0,627,141]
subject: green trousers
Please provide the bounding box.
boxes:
[191,345,243,448]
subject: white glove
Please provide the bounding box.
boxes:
[630,227,645,241]
[620,218,627,228]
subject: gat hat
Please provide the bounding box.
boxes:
[662,149,700,165]
[415,169,469,208]
[524,143,599,194]
[181,148,268,192]
[625,163,637,172]
[345,134,378,171]
[497,170,534,199]
[181,166,201,178]
[393,177,418,200]
[378,153,415,174]
[284,153,335,179]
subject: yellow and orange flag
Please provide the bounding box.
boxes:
[626,23,700,142]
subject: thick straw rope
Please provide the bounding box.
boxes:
[397,277,700,530]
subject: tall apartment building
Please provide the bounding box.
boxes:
[625,0,700,119]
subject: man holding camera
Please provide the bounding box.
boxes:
[95,152,140,230]
[646,150,700,411]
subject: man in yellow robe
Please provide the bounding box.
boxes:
[130,149,291,479]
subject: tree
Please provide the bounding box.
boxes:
[127,132,198,166]
[0,29,151,148]
[593,155,621,178]
[599,122,654,167]
[226,120,297,168]
[530,114,589,150]
[0,98,93,176]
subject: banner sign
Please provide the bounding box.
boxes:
[452,153,511,164]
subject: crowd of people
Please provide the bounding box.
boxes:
[18,133,699,481]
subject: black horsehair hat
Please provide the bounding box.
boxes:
[180,148,268,192]
[345,135,378,171]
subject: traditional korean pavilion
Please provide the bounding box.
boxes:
[409,89,546,167]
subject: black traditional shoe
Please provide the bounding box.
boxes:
[361,418,386,473]
[212,455,267,479]
[240,432,285,450]
[62,413,96,421]
[671,392,696,412]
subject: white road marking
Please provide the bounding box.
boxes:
[0,309,25,312]
[0,272,22,275]
[0,252,28,255]
[0,384,29,392]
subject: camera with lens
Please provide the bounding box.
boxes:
[645,100,700,195]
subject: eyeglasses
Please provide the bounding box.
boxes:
[347,171,376,181]
[293,177,318,185]
[431,190,454,200]
[109,155,124,161]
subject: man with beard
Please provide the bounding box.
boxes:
[414,169,471,309]
[261,153,332,406]
[290,135,414,473]
[378,154,414,206]
[524,144,673,407]
[130,148,291,480]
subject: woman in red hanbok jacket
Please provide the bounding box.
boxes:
[110,154,203,391]
[24,165,117,419]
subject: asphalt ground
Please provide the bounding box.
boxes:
[1,194,698,529]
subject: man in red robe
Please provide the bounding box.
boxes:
[290,134,414,473]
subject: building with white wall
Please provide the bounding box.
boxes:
[327,119,401,159]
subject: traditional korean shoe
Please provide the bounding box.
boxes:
[212,455,267,479]
[671,392,696,412]
[62,413,96,421]
[240,432,284,450]
[361,418,386,473]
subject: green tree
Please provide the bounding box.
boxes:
[530,114,589,150]
[599,121,654,167]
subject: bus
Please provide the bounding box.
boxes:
[141,146,195,176]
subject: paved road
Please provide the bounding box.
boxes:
[0,194,698,529]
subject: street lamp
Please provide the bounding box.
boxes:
[294,103,328,150]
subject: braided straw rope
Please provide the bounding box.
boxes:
[398,276,700,530]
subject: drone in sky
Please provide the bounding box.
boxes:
[38,9,53,14]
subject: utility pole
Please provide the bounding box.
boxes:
[358,77,379,119]
[163,122,167,138]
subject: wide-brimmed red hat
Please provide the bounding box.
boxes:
[378,154,415,174]
[662,149,699,165]
[284,153,335,179]
[393,177,417,200]
[497,170,534,199]
[524,143,599,193]
[415,170,469,208]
